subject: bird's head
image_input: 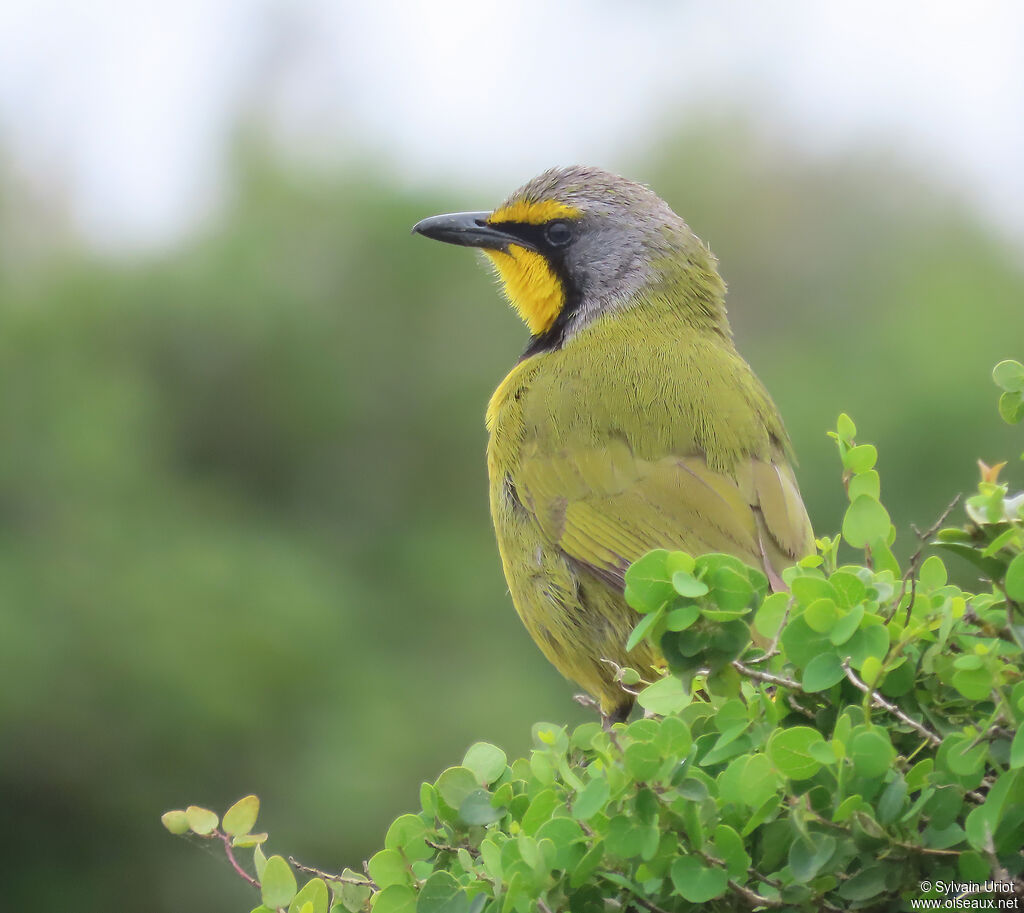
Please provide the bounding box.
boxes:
[412,166,728,354]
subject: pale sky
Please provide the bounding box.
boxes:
[1,0,1022,250]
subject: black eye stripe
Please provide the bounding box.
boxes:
[487,219,576,253]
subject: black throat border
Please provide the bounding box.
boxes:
[494,221,583,361]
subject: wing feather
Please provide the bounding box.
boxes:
[516,445,812,591]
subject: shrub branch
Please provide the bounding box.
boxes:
[840,659,941,746]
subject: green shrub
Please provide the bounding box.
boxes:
[164,361,1024,912]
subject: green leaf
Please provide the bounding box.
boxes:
[624,550,674,612]
[572,778,610,821]
[416,872,467,913]
[626,605,665,651]
[718,754,779,808]
[419,783,438,818]
[664,603,700,631]
[368,849,410,888]
[837,864,887,901]
[636,675,691,715]
[790,576,835,607]
[836,413,857,441]
[671,570,709,598]
[1006,554,1024,601]
[435,767,479,811]
[605,815,644,858]
[624,741,662,781]
[670,856,729,902]
[570,839,606,888]
[952,666,995,701]
[860,655,883,688]
[918,555,948,591]
[222,795,259,837]
[845,444,878,472]
[953,653,984,671]
[289,878,328,913]
[877,775,908,825]
[666,551,696,575]
[754,591,789,638]
[804,597,839,633]
[993,359,1024,392]
[534,816,586,869]
[848,469,881,500]
[372,885,417,913]
[780,616,833,669]
[459,788,503,826]
[788,834,836,882]
[965,804,999,853]
[849,729,895,779]
[767,727,825,779]
[261,856,298,910]
[185,805,219,836]
[254,844,267,880]
[906,758,934,792]
[833,795,868,823]
[712,824,750,877]
[998,390,1024,424]
[233,832,268,848]
[924,822,967,850]
[704,562,754,611]
[843,495,892,548]
[844,622,889,669]
[830,571,868,608]
[880,660,914,697]
[802,652,846,692]
[808,741,837,766]
[462,742,508,785]
[385,814,429,857]
[521,789,559,835]
[945,735,987,777]
[161,810,190,835]
[663,601,704,630]
[828,604,864,645]
[959,851,990,882]
[1011,725,1024,769]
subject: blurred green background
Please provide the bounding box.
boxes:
[2,5,1024,908]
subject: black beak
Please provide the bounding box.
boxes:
[411,211,533,252]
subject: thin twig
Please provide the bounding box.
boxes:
[747,599,793,664]
[288,857,375,887]
[786,694,817,720]
[631,896,672,913]
[892,841,961,857]
[216,831,260,888]
[841,660,941,746]
[425,839,480,858]
[600,658,642,698]
[732,660,801,690]
[727,878,785,908]
[892,494,961,624]
[537,901,555,913]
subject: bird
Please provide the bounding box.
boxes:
[412,166,813,722]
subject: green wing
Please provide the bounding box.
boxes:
[515,436,813,591]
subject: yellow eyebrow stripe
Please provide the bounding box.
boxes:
[488,199,580,225]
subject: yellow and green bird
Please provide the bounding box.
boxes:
[413,166,813,721]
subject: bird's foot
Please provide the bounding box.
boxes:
[573,692,602,715]
[573,692,631,732]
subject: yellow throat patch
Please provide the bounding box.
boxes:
[484,200,580,336]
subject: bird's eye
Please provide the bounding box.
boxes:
[544,220,573,247]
